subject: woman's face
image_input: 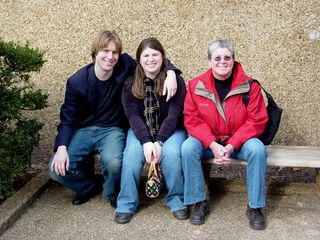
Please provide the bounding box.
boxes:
[209,48,234,80]
[139,47,163,79]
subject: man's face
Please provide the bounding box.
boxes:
[209,48,234,80]
[95,40,119,74]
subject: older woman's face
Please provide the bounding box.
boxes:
[209,48,234,80]
[140,47,163,79]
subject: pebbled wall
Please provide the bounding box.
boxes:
[0,0,319,163]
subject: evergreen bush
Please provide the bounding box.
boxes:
[0,39,48,200]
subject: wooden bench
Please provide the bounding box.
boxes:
[95,145,320,184]
[201,145,320,184]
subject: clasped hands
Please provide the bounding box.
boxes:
[209,141,234,165]
[143,141,162,164]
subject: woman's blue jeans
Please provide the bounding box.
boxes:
[181,137,267,208]
[48,126,126,201]
[116,128,187,214]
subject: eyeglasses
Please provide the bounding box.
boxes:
[212,56,233,62]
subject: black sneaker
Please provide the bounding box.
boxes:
[189,200,210,225]
[246,205,266,230]
[115,212,133,224]
[109,196,117,209]
[72,174,103,205]
[172,208,189,220]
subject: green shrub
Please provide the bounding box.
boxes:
[0,39,48,200]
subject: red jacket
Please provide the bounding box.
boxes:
[184,62,268,150]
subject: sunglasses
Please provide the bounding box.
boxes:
[212,56,233,62]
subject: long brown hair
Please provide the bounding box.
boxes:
[132,37,167,99]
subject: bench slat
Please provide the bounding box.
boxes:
[202,145,320,168]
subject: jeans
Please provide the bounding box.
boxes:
[116,128,187,214]
[181,137,267,208]
[48,126,126,200]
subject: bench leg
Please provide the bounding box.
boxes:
[205,176,210,201]
[316,169,320,186]
[202,163,212,201]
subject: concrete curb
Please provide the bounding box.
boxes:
[0,170,51,235]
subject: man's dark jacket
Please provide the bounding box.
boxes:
[54,54,181,151]
[54,53,136,151]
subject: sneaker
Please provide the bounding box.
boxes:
[246,205,266,230]
[72,175,103,205]
[172,208,189,220]
[115,212,133,224]
[109,196,117,209]
[189,200,210,225]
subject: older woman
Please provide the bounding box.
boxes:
[115,37,188,224]
[182,39,268,229]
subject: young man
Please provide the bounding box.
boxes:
[48,30,179,208]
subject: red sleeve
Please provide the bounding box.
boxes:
[226,81,268,150]
[184,80,217,148]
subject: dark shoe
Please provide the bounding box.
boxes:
[189,200,210,225]
[72,176,103,205]
[72,186,101,205]
[172,208,189,220]
[109,197,117,209]
[72,195,92,205]
[246,206,266,230]
[115,212,133,224]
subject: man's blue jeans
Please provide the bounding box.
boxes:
[181,137,267,208]
[116,128,187,214]
[48,126,126,200]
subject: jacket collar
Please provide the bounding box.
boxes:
[194,61,251,123]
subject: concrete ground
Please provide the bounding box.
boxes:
[0,171,320,240]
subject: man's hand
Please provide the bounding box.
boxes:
[163,70,177,102]
[50,146,69,176]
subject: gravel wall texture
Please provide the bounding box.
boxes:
[0,0,319,163]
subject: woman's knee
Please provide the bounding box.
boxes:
[243,138,267,165]
[162,143,180,160]
[181,137,202,158]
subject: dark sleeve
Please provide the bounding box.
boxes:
[122,81,152,144]
[115,53,137,82]
[54,79,79,151]
[164,58,182,75]
[156,75,186,142]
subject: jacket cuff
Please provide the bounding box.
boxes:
[227,139,242,151]
[203,135,217,149]
[140,136,153,145]
[155,135,167,143]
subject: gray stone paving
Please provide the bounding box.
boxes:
[0,172,320,240]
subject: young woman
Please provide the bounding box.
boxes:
[115,37,188,224]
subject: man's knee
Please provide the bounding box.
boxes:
[100,155,122,173]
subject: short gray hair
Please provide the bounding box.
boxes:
[207,39,235,60]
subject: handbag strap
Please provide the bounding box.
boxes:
[147,160,159,178]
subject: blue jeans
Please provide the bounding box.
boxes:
[48,126,126,200]
[116,129,187,214]
[181,137,267,208]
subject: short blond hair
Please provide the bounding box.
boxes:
[91,30,122,61]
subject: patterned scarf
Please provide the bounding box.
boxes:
[143,77,160,141]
